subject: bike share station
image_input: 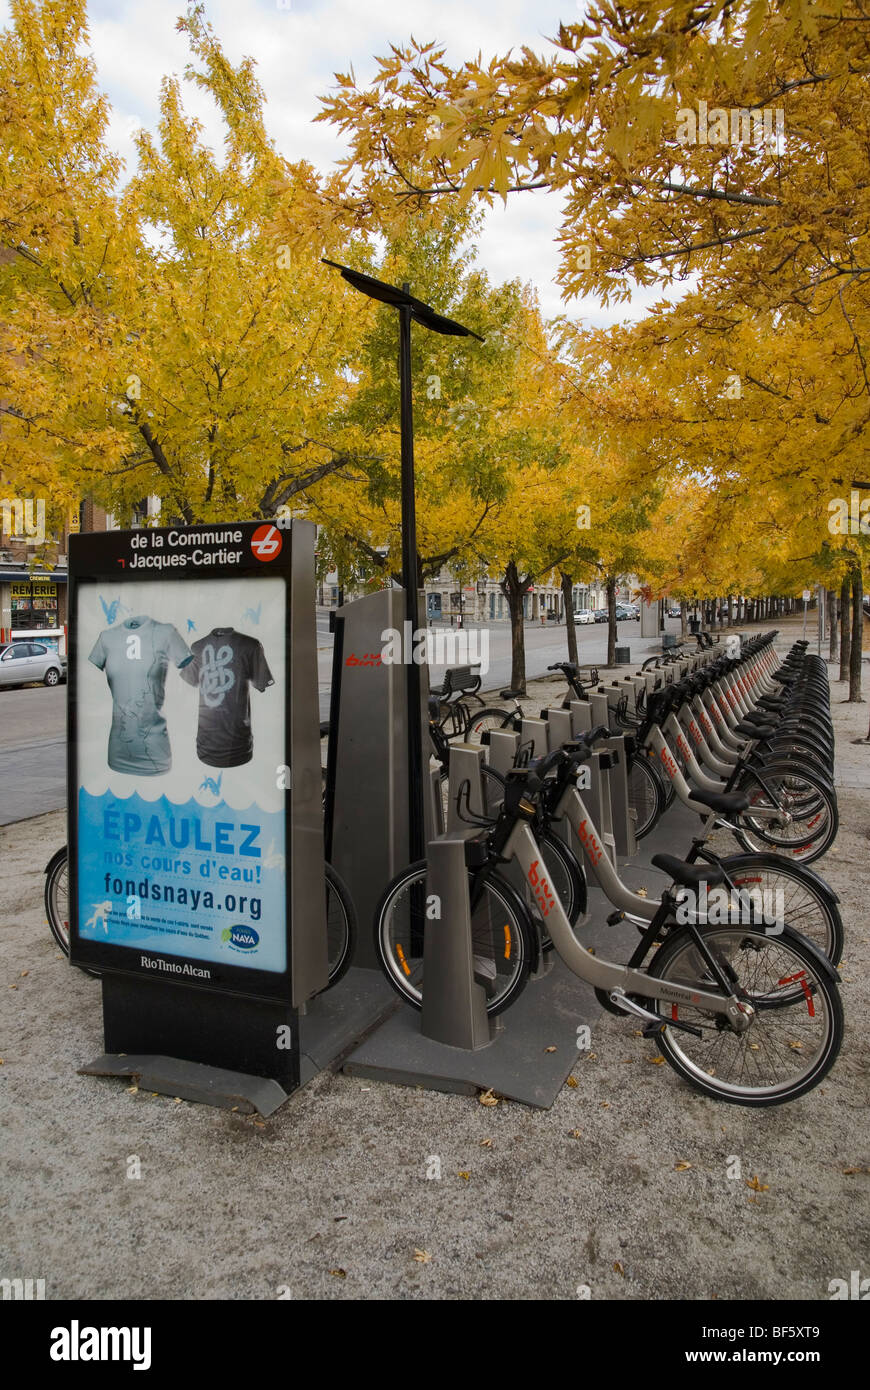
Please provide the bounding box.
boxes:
[67,261,719,1116]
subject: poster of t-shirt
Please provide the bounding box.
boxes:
[75,577,286,973]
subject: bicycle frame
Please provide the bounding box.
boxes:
[644,722,784,824]
[501,813,750,1027]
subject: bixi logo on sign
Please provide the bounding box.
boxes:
[250,524,282,560]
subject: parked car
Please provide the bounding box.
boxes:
[614,604,634,621]
[668,605,681,618]
[573,609,595,625]
[593,608,609,623]
[0,640,64,688]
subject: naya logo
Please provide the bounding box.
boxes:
[221,924,260,952]
[250,524,282,561]
[345,651,383,667]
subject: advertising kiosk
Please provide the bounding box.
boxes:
[68,519,327,1113]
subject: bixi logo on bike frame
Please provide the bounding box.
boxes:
[380,620,490,674]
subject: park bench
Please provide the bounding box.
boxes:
[430,665,483,705]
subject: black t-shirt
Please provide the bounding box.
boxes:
[181,628,274,767]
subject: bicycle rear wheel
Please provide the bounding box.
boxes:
[45,849,70,954]
[374,861,534,1015]
[646,925,842,1106]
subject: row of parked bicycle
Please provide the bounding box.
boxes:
[389,632,842,1106]
[46,632,844,1108]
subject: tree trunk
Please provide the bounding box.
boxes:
[561,571,578,664]
[502,561,529,694]
[828,588,838,663]
[679,600,687,638]
[606,574,617,666]
[849,567,864,701]
[839,574,852,682]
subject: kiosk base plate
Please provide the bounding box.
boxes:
[79,1054,291,1117]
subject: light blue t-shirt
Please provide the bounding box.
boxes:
[89,616,192,775]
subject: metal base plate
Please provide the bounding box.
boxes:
[344,955,598,1107]
[79,1054,291,1117]
[298,966,398,1083]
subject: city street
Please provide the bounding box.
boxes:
[0,613,682,826]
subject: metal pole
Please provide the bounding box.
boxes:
[399,294,424,865]
[802,597,807,640]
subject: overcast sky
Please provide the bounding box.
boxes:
[3,0,674,329]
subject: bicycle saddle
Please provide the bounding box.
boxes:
[651,854,727,889]
[735,719,777,738]
[500,688,525,699]
[688,788,751,815]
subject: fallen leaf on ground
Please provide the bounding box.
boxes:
[647,1056,665,1065]
[457,1171,471,1181]
[568,1129,582,1139]
[746,1176,769,1192]
[478,1089,499,1106]
[600,1101,610,1109]
[479,1138,492,1148]
[674,1161,692,1171]
[125,1085,138,1095]
[613,1261,625,1276]
[329,1268,347,1278]
[413,1249,431,1264]
[565,1077,579,1089]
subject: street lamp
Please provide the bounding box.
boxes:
[322,259,483,864]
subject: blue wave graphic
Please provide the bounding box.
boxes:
[77,788,286,972]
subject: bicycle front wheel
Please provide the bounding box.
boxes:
[319,863,357,991]
[734,765,838,863]
[439,763,506,827]
[647,925,842,1106]
[465,708,515,746]
[534,829,587,950]
[717,854,843,966]
[627,753,666,838]
[374,861,534,1015]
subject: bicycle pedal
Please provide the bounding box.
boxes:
[606,910,625,926]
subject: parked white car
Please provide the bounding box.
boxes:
[0,640,64,688]
[573,609,595,625]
